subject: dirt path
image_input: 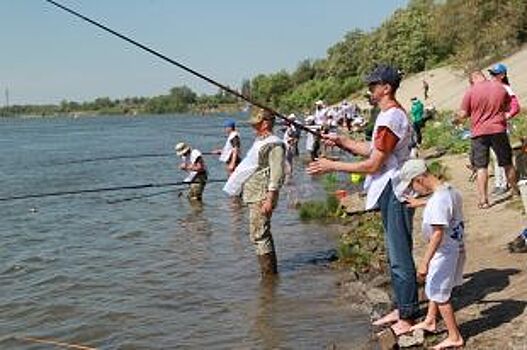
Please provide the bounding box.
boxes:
[412,154,527,349]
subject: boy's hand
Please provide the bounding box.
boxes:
[179,163,187,170]
[417,261,428,282]
[404,195,426,208]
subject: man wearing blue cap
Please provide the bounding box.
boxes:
[308,64,419,335]
[213,118,241,175]
[488,63,521,196]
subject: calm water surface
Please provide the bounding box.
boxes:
[0,114,368,349]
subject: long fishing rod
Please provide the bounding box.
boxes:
[54,151,216,165]
[43,0,325,139]
[0,179,226,202]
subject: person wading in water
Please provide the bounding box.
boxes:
[307,64,419,335]
[213,118,241,176]
[223,109,285,278]
[175,142,208,201]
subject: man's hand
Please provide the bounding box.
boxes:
[321,134,342,148]
[307,158,336,175]
[179,163,187,170]
[261,191,277,216]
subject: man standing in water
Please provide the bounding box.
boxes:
[223,109,285,278]
[213,118,241,175]
[307,64,419,335]
[175,142,208,201]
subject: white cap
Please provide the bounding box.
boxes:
[315,100,325,106]
[287,113,296,120]
[174,142,190,156]
[395,159,428,195]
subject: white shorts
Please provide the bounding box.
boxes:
[425,244,465,303]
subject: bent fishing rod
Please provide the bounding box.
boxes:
[44,0,329,141]
[0,179,226,202]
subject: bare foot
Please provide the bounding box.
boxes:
[391,319,414,336]
[431,336,464,349]
[410,318,437,333]
[372,309,399,326]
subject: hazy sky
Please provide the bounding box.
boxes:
[0,0,407,105]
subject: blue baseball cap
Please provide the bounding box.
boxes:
[488,63,507,75]
[223,118,236,128]
[364,64,402,89]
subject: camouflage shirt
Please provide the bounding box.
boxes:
[242,141,285,204]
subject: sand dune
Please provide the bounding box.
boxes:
[396,46,527,111]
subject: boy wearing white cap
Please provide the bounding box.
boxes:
[397,159,465,350]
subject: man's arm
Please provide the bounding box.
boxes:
[261,145,285,215]
[323,134,371,157]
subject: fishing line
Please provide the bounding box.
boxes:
[43,0,326,140]
[53,151,216,165]
[0,179,227,202]
[106,188,179,204]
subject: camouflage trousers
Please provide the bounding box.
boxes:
[188,173,207,201]
[248,203,276,256]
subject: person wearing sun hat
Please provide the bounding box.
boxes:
[223,108,285,278]
[308,64,419,335]
[397,158,465,350]
[175,142,208,201]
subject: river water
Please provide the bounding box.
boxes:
[0,114,369,349]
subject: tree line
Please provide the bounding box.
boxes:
[0,86,240,117]
[248,0,527,113]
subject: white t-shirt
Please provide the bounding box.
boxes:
[422,184,466,303]
[182,149,203,183]
[363,107,412,210]
[314,108,327,125]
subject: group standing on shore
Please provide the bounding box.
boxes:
[173,61,525,349]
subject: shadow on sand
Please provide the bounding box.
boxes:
[453,268,526,341]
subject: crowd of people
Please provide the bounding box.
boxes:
[172,62,525,349]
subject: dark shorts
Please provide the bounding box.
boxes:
[471,132,513,169]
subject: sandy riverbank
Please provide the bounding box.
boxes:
[337,152,526,349]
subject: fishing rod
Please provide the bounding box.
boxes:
[43,0,327,141]
[53,151,216,165]
[0,179,227,202]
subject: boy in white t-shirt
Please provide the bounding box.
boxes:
[396,159,465,350]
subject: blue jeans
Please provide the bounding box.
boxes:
[377,180,419,320]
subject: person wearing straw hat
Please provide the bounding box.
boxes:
[175,142,208,201]
[397,158,465,350]
[223,108,285,278]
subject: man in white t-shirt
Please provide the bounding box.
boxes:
[397,159,465,350]
[307,64,418,336]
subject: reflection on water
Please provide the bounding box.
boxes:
[0,115,369,349]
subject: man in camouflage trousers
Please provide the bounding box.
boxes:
[242,109,286,278]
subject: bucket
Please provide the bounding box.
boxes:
[518,180,527,214]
